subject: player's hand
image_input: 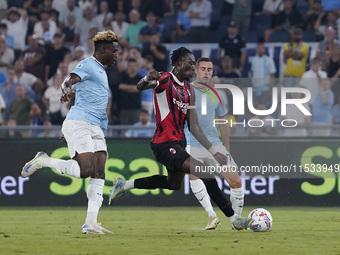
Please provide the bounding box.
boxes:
[60,91,75,103]
[60,135,66,142]
[214,152,228,165]
[147,70,161,81]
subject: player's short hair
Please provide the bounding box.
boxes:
[196,57,213,67]
[0,23,7,29]
[93,30,119,51]
[170,47,193,67]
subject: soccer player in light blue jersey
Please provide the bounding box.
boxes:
[185,57,244,230]
[22,30,119,234]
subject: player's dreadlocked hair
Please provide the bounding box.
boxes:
[170,47,193,67]
[93,30,119,51]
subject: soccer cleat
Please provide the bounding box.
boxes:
[108,177,126,205]
[231,215,252,231]
[205,216,221,230]
[21,152,48,178]
[81,223,113,234]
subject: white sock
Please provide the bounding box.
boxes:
[123,180,134,190]
[85,178,104,225]
[228,214,237,223]
[45,158,81,178]
[230,187,244,216]
[190,179,217,218]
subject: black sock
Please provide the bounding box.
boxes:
[204,178,234,217]
[134,175,170,189]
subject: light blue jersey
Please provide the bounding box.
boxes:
[66,56,109,130]
[185,86,228,148]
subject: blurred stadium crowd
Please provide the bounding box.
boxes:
[0,0,340,138]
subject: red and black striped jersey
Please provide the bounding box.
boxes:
[152,72,194,144]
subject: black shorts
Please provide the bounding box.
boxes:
[150,140,190,172]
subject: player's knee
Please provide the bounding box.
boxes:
[229,178,242,189]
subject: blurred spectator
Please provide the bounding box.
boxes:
[0,35,15,73]
[284,91,311,136]
[171,0,191,43]
[141,32,168,72]
[0,23,14,48]
[24,0,43,24]
[84,37,95,58]
[111,11,129,41]
[264,0,303,42]
[78,0,97,13]
[68,46,85,73]
[74,6,100,47]
[14,59,45,101]
[0,67,19,122]
[0,91,5,125]
[1,7,28,52]
[42,73,68,125]
[124,9,146,48]
[138,11,162,49]
[332,95,340,124]
[138,55,155,117]
[247,102,277,136]
[7,1,25,8]
[303,0,323,31]
[232,0,252,34]
[311,78,334,136]
[283,28,309,85]
[47,61,69,88]
[217,21,246,72]
[262,0,284,16]
[118,46,144,73]
[8,84,41,137]
[186,0,212,43]
[316,26,339,71]
[21,34,46,81]
[328,44,340,102]
[118,58,142,126]
[140,0,166,22]
[299,58,327,109]
[61,12,77,51]
[33,9,57,45]
[321,0,340,11]
[0,69,6,83]
[221,0,234,15]
[42,0,54,12]
[51,0,67,13]
[58,0,83,29]
[315,10,340,40]
[165,0,182,15]
[0,0,7,13]
[250,42,277,109]
[125,109,155,137]
[94,0,113,31]
[218,56,240,114]
[44,33,70,82]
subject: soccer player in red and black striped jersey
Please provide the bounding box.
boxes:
[109,47,251,230]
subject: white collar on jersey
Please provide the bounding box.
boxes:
[91,56,105,68]
[170,72,184,86]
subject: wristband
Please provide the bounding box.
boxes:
[208,146,218,156]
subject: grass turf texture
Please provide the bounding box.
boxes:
[1,206,339,255]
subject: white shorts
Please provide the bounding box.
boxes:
[62,119,107,158]
[186,144,238,170]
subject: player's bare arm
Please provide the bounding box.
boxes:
[187,107,228,165]
[60,73,80,103]
[137,70,161,91]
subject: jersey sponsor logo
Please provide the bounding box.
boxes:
[172,98,189,114]
[169,148,176,154]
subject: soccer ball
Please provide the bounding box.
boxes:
[248,208,273,232]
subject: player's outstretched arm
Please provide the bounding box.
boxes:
[137,70,161,91]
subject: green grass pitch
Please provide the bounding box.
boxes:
[1,206,339,255]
